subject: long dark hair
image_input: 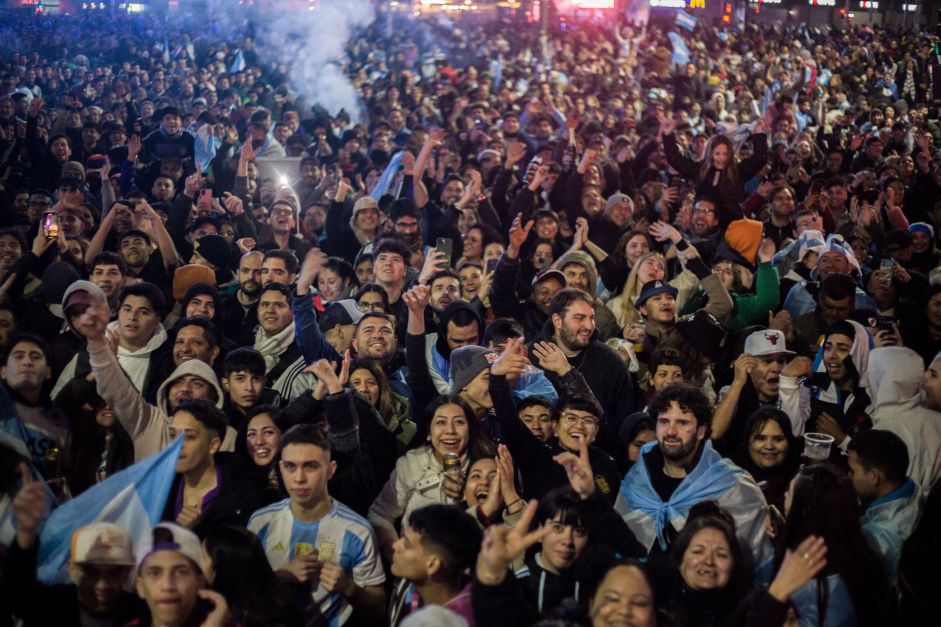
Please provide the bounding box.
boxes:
[203,526,304,627]
[733,408,800,476]
[423,394,495,461]
[670,506,750,598]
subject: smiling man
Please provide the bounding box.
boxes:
[253,283,315,402]
[248,424,386,625]
[616,384,771,563]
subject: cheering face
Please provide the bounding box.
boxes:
[353,317,396,360]
[70,561,131,616]
[317,269,347,303]
[246,412,281,467]
[427,403,470,461]
[624,235,650,267]
[679,527,734,591]
[518,404,552,442]
[463,457,497,507]
[822,333,853,385]
[748,419,789,470]
[556,409,599,451]
[749,355,786,401]
[257,290,292,336]
[588,565,656,627]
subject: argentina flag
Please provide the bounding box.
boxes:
[36,437,183,584]
[369,150,405,202]
[674,11,698,32]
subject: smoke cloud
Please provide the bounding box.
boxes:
[253,0,375,121]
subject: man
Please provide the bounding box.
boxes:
[388,505,481,626]
[712,329,798,453]
[848,429,921,598]
[71,294,234,461]
[763,185,798,247]
[133,522,229,627]
[0,334,69,483]
[141,106,195,165]
[221,250,263,342]
[253,283,314,402]
[116,221,178,284]
[615,384,771,562]
[109,283,170,397]
[492,214,566,341]
[88,253,126,315]
[172,318,220,368]
[531,288,635,454]
[427,269,462,323]
[783,273,859,357]
[517,396,553,443]
[258,199,311,259]
[426,300,485,394]
[4,478,142,627]
[319,299,363,354]
[783,235,877,318]
[261,249,299,286]
[248,424,386,624]
[551,250,620,341]
[684,196,723,266]
[220,346,279,428]
[371,238,410,332]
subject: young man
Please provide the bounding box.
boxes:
[253,283,314,402]
[319,300,363,354]
[261,249,299,287]
[388,504,481,626]
[88,252,127,316]
[517,395,554,443]
[110,283,170,398]
[615,384,771,562]
[371,238,410,332]
[133,522,230,627]
[848,429,921,598]
[248,424,386,625]
[641,347,687,408]
[171,317,220,368]
[220,346,278,428]
[5,473,142,626]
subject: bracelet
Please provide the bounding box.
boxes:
[504,498,523,514]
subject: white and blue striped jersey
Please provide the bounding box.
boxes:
[248,497,386,626]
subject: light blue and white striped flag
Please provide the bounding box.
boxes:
[36,437,183,584]
[667,31,691,66]
[674,11,698,32]
[369,150,405,201]
[229,49,246,74]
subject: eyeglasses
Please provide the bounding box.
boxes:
[271,208,294,217]
[560,413,599,428]
[693,206,716,216]
[395,221,419,231]
[357,301,386,313]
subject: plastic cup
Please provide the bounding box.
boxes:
[803,432,835,461]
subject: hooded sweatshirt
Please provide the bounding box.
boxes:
[108,319,168,393]
[90,346,236,461]
[867,346,941,493]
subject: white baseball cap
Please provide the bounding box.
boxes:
[744,329,795,358]
[71,522,135,566]
[135,522,204,574]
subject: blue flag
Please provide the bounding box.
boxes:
[674,11,698,32]
[36,437,183,584]
[229,49,246,74]
[667,31,690,66]
[369,150,405,201]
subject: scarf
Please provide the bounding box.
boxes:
[254,321,297,373]
[620,440,743,550]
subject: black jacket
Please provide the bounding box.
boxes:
[490,253,550,342]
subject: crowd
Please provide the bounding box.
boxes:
[1,5,941,627]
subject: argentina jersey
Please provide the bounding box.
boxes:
[248,498,386,626]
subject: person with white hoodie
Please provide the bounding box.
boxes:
[69,291,235,462]
[866,346,941,494]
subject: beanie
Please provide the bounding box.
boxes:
[724,219,764,265]
[449,345,497,393]
[193,234,231,271]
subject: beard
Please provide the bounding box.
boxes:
[559,325,591,352]
[241,280,261,297]
[659,435,699,462]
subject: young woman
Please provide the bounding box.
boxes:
[348,358,416,451]
[316,256,355,305]
[353,282,390,314]
[367,395,494,560]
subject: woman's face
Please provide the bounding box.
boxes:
[541,512,589,573]
[350,367,380,407]
[463,457,497,508]
[428,403,469,461]
[680,527,734,591]
[637,255,666,285]
[96,405,116,428]
[588,565,656,627]
[711,142,731,170]
[912,231,931,254]
[457,210,478,236]
[463,228,484,260]
[317,269,347,302]
[246,413,281,467]
[748,419,789,470]
[459,266,482,298]
[484,242,505,263]
[355,258,374,285]
[627,428,656,464]
[625,235,650,267]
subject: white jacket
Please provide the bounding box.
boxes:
[367,447,465,553]
[867,347,941,494]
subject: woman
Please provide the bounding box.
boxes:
[732,408,800,512]
[316,256,355,304]
[586,229,654,297]
[348,358,416,450]
[368,395,494,560]
[354,282,390,314]
[462,444,524,529]
[776,464,892,627]
[202,526,304,627]
[606,251,668,329]
[618,412,657,471]
[662,120,768,218]
[223,405,288,517]
[353,250,374,286]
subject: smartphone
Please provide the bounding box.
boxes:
[198,188,213,206]
[880,258,894,270]
[435,237,453,267]
[486,258,498,272]
[42,211,58,239]
[670,176,685,188]
[878,316,896,334]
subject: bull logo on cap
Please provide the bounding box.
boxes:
[765,333,779,346]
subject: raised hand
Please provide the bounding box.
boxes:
[198,589,231,627]
[768,536,827,602]
[402,284,431,314]
[757,237,776,263]
[490,337,530,378]
[506,141,527,167]
[648,220,682,244]
[127,135,142,162]
[531,341,572,376]
[553,435,595,499]
[28,97,44,118]
[506,213,534,258]
[296,248,327,294]
[221,192,244,216]
[476,500,549,586]
[240,139,261,163]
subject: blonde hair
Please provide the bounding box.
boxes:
[617,251,666,327]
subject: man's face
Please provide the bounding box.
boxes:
[161,113,182,135]
[51,137,71,161]
[561,263,590,293]
[795,213,823,235]
[819,294,853,327]
[519,404,552,442]
[446,321,480,351]
[535,217,558,240]
[867,140,883,159]
[1,340,50,392]
[222,369,266,410]
[260,258,295,286]
[69,561,131,615]
[460,368,492,412]
[580,188,603,216]
[822,333,854,385]
[0,234,23,270]
[120,235,150,269]
[640,293,676,324]
[136,551,203,627]
[691,201,719,236]
[921,356,941,410]
[655,401,705,464]
[168,410,220,474]
[117,295,160,346]
[167,374,214,411]
[847,451,879,502]
[257,290,292,336]
[430,277,460,313]
[651,365,684,393]
[771,189,795,218]
[279,442,335,509]
[374,252,406,287]
[553,300,595,353]
[749,354,786,401]
[533,279,564,313]
[91,264,124,299]
[151,177,174,201]
[390,525,433,583]
[58,209,84,238]
[394,216,421,246]
[557,408,599,451]
[441,180,464,206]
[268,203,296,235]
[816,252,850,280]
[353,316,396,360]
[606,200,633,228]
[173,325,218,367]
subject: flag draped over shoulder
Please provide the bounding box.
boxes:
[36,437,183,584]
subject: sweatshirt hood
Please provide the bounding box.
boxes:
[866,346,925,412]
[435,300,485,360]
[107,320,168,358]
[552,250,598,296]
[156,358,225,416]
